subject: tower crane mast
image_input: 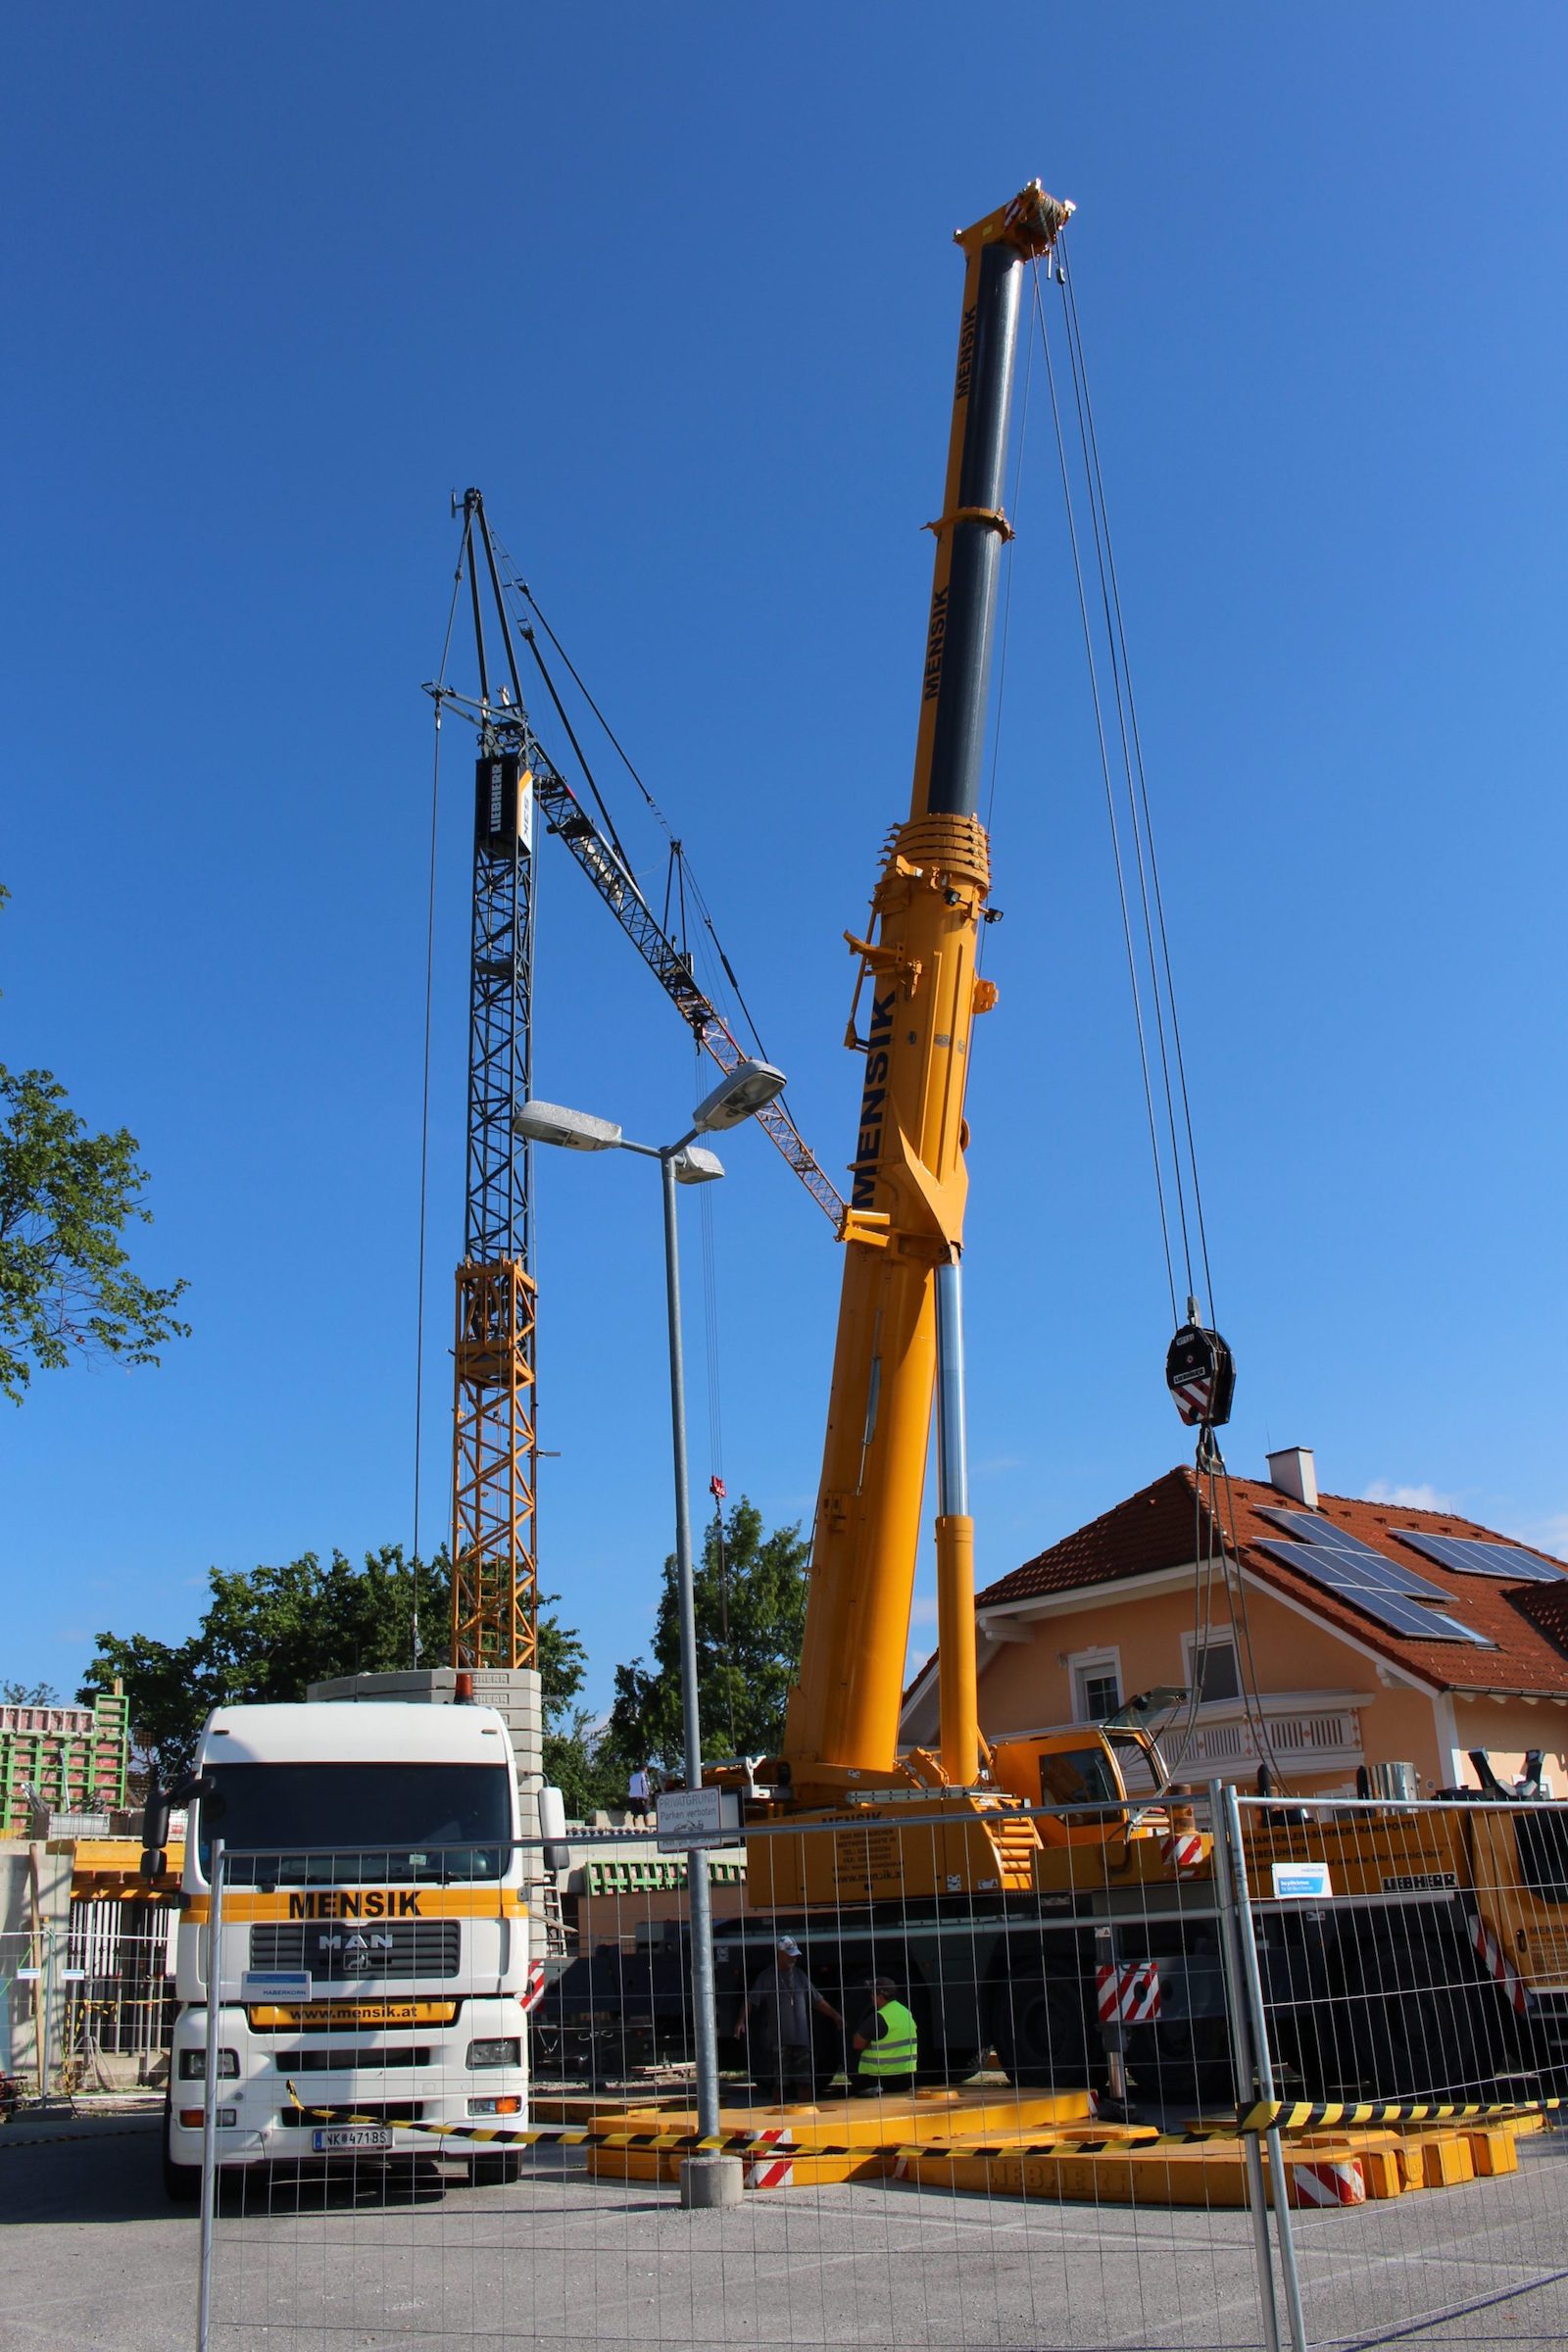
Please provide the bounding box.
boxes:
[429,493,845,1675]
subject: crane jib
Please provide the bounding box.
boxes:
[917,237,1025,823]
[781,183,1071,1788]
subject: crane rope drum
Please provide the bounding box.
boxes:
[781,183,1073,1794]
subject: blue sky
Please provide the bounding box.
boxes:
[5,7,1566,1713]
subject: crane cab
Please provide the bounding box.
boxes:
[991,1690,1186,1849]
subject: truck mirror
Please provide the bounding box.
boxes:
[141,1787,172,1859]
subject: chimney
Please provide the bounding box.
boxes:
[1266,1446,1318,1509]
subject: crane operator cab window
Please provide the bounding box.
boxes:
[1038,1743,1125,1822]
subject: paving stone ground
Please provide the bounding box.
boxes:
[4,2104,1567,2351]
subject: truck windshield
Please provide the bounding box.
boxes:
[197,1763,513,1886]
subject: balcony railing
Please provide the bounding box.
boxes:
[1174,1694,1366,1778]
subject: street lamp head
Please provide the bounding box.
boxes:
[671,1144,725,1186]
[512,1100,624,1152]
[692,1058,788,1134]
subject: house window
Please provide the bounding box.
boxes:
[1071,1651,1121,1723]
[1184,1632,1241,1705]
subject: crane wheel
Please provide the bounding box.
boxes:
[990,1973,1096,2090]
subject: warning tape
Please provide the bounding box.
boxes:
[1238,2094,1563,2134]
[279,2081,1564,2159]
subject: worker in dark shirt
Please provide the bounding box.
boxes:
[734,1936,842,2104]
[852,1976,918,2096]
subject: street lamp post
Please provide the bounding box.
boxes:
[514,1058,788,2207]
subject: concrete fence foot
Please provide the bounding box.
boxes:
[679,2154,744,2208]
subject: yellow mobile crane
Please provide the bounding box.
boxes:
[542,186,1568,2102]
[750,180,1073,1902]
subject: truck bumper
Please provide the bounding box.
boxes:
[168,1999,528,2170]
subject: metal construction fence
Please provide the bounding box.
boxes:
[1,1913,174,2098]
[158,1788,1568,2350]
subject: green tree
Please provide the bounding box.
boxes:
[78,1547,598,1790]
[0,1055,190,1404]
[1,1679,61,1705]
[605,1497,808,1773]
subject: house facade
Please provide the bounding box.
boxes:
[901,1447,1568,1798]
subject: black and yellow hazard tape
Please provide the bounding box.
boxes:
[281,2079,1564,2160]
[1239,2094,1563,2134]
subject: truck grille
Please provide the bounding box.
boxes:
[250,1922,462,1981]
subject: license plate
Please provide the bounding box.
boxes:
[312,2126,393,2153]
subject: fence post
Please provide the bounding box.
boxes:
[1210,1780,1284,2352]
[197,1837,225,2352]
[1220,1783,1308,2352]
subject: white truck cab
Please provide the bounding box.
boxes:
[161,1700,531,2196]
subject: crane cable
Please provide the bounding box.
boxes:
[1036,247,1283,1788]
[410,538,467,1668]
[1035,263,1183,1332]
[486,544,779,1071]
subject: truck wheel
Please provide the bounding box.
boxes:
[162,2091,202,2204]
[991,1975,1096,2089]
[468,2150,523,2185]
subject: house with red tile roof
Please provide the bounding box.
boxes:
[900,1447,1568,1798]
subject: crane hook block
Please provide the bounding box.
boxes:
[1165,1322,1236,1430]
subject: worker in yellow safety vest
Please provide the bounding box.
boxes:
[852,1977,917,2096]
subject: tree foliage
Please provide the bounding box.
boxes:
[605,1497,808,1773]
[0,1054,190,1404]
[1,1679,60,1705]
[77,1547,597,1791]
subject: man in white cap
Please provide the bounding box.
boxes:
[734,1936,842,2104]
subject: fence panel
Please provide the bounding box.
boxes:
[166,1792,1568,2349]
[1233,1790,1568,2350]
[191,1801,1298,2352]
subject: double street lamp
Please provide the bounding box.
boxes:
[514,1057,788,2187]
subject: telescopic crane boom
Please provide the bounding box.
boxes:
[780,182,1071,1800]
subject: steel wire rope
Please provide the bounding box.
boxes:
[1060,240,1217,1328]
[1039,267,1278,1799]
[1052,242,1197,1312]
[499,559,779,1069]
[410,546,466,1669]
[1211,1453,1289,1789]
[1035,270,1181,1329]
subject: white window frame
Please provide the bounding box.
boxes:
[1181,1626,1242,1706]
[1069,1645,1123,1725]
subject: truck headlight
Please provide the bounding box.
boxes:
[466,2037,521,2070]
[178,2049,239,2079]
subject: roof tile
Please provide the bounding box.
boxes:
[977,1470,1568,1697]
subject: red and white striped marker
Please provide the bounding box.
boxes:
[1096,1961,1161,2026]
[1471,1914,1530,2015]
[1171,1377,1215,1424]
[521,1959,548,2014]
[1161,1832,1206,1874]
[1291,2156,1365,2207]
[744,2129,793,2189]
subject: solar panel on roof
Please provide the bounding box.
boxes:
[1255,1510,1454,1599]
[1391,1530,1567,1584]
[1253,1539,1495,1645]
